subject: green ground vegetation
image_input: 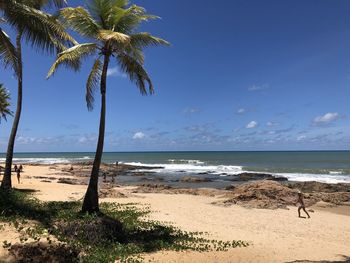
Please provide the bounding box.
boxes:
[0,189,248,262]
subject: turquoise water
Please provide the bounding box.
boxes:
[1,151,350,183]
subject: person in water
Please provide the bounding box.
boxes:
[297,190,310,218]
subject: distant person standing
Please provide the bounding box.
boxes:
[19,164,23,172]
[16,169,21,184]
[14,164,18,172]
[297,190,310,218]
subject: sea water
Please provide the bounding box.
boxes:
[1,151,349,184]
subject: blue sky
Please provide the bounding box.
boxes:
[1,0,350,152]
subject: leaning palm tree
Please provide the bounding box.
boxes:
[0,84,13,122]
[0,0,75,189]
[48,0,169,213]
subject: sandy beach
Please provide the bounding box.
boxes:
[0,164,349,262]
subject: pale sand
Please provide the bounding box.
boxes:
[1,164,350,263]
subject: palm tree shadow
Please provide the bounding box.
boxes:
[64,211,183,252]
[286,255,350,263]
[6,242,78,263]
[15,188,38,193]
[0,189,187,261]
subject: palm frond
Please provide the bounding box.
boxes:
[88,0,114,29]
[86,58,102,111]
[98,29,129,44]
[3,1,76,54]
[60,7,100,38]
[0,84,13,122]
[42,0,67,8]
[47,43,98,78]
[20,0,67,9]
[113,0,129,8]
[130,32,169,48]
[117,53,153,95]
[124,46,144,64]
[114,4,159,33]
[0,27,18,74]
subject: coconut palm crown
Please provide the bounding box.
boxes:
[48,0,169,213]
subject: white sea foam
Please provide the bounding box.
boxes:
[329,171,343,175]
[276,172,350,184]
[167,159,205,165]
[0,157,92,164]
[123,161,243,175]
[122,161,350,184]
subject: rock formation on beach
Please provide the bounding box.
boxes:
[219,180,350,209]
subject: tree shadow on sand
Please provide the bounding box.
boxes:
[286,255,350,263]
[0,189,247,262]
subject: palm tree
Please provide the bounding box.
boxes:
[0,84,12,122]
[48,0,169,213]
[0,0,75,189]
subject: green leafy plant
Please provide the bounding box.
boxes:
[0,190,248,262]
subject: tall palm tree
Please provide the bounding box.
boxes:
[48,0,169,213]
[0,0,75,189]
[0,84,12,122]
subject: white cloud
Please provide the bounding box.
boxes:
[183,108,200,114]
[246,121,258,129]
[133,132,146,139]
[237,108,246,114]
[297,135,307,141]
[17,136,36,145]
[313,112,340,125]
[267,121,278,127]
[107,67,127,78]
[77,134,97,144]
[248,84,269,91]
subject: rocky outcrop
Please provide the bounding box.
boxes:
[57,178,86,185]
[228,172,288,182]
[287,181,350,193]
[220,180,297,209]
[218,180,350,209]
[180,176,212,183]
[99,188,127,198]
[134,184,226,197]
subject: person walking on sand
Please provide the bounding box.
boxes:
[19,164,23,172]
[297,190,310,218]
[16,168,21,184]
[14,164,18,172]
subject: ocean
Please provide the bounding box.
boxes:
[1,151,350,184]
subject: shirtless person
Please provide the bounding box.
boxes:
[297,190,310,218]
[16,169,21,184]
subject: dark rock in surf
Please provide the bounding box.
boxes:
[229,172,288,182]
[180,176,212,183]
[287,181,350,193]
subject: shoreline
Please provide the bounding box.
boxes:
[0,163,350,262]
[2,151,350,185]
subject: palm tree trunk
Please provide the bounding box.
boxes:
[1,30,22,190]
[82,53,110,213]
